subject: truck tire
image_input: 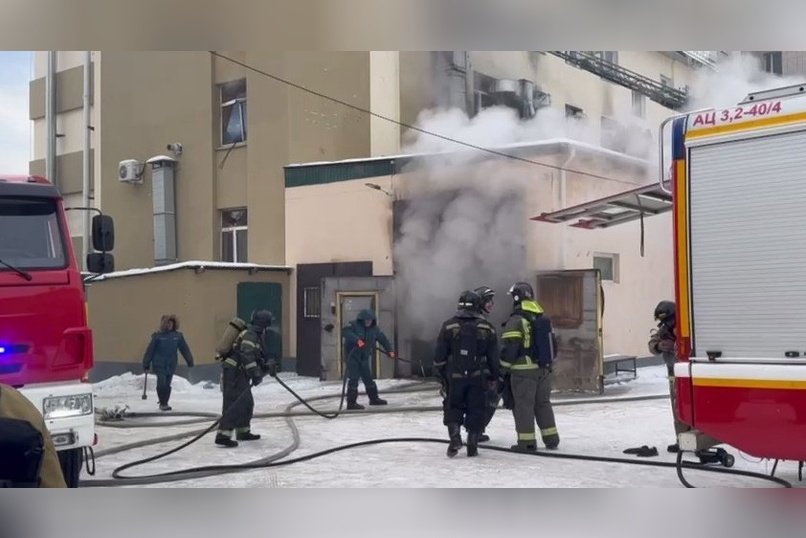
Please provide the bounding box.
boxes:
[58,447,83,488]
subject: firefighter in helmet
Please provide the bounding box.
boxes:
[434,290,500,458]
[648,300,690,452]
[500,281,559,452]
[215,309,277,448]
[473,286,499,443]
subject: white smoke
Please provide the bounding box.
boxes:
[395,51,798,339]
[686,52,806,111]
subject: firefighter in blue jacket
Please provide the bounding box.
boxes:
[142,314,194,411]
[342,309,395,410]
[500,282,559,452]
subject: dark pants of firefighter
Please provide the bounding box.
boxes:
[510,367,559,448]
[219,366,255,433]
[156,374,173,406]
[663,352,690,436]
[443,375,486,434]
[346,356,377,392]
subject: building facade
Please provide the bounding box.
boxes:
[29,51,721,379]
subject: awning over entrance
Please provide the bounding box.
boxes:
[531,182,672,229]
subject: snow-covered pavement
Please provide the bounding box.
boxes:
[84,366,802,488]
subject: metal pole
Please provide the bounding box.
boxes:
[45,51,57,186]
[82,52,92,271]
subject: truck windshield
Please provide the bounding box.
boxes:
[0,197,67,271]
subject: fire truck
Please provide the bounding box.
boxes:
[535,83,806,471]
[0,175,114,487]
[666,84,806,468]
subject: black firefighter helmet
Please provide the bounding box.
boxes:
[654,301,676,322]
[251,309,274,330]
[508,281,534,304]
[457,290,481,312]
[474,286,495,303]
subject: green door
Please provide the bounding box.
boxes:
[237,282,283,359]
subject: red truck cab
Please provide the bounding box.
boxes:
[0,175,114,487]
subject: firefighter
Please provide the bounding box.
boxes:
[501,281,559,452]
[0,383,66,487]
[648,300,690,453]
[142,314,195,411]
[434,290,500,458]
[342,309,395,410]
[473,286,498,443]
[214,310,277,448]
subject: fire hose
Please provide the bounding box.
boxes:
[81,351,793,488]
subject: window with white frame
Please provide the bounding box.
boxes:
[220,79,247,146]
[631,90,646,118]
[593,253,619,283]
[221,208,247,262]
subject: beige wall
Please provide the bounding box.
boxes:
[86,268,291,364]
[97,52,216,270]
[370,51,401,157]
[285,148,673,358]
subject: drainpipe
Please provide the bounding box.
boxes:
[559,146,576,269]
[82,51,91,271]
[45,51,57,186]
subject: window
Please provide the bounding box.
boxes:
[601,116,625,153]
[0,197,66,270]
[565,104,584,119]
[221,208,247,262]
[631,90,646,118]
[303,287,322,318]
[590,51,618,64]
[220,79,247,145]
[593,253,619,283]
[762,52,783,75]
[660,74,673,88]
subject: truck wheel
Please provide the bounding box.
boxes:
[58,448,83,488]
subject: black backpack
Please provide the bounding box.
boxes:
[450,319,486,373]
[0,417,45,488]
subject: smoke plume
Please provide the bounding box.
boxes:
[394,52,798,340]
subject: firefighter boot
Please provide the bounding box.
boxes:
[511,440,537,453]
[479,433,490,443]
[367,385,388,406]
[347,388,364,410]
[466,432,481,458]
[446,424,463,458]
[236,429,261,441]
[215,432,238,448]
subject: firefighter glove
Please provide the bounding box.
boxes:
[657,340,675,353]
[252,374,263,387]
[266,359,278,377]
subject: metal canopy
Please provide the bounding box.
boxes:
[532,182,673,229]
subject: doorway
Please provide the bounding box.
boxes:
[336,292,380,377]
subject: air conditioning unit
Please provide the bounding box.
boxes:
[118,159,143,184]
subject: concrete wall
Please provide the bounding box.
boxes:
[85,268,291,381]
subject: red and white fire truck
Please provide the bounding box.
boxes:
[0,175,114,487]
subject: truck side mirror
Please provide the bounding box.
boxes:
[92,215,115,252]
[87,252,114,274]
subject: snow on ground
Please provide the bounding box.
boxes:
[85,366,801,488]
